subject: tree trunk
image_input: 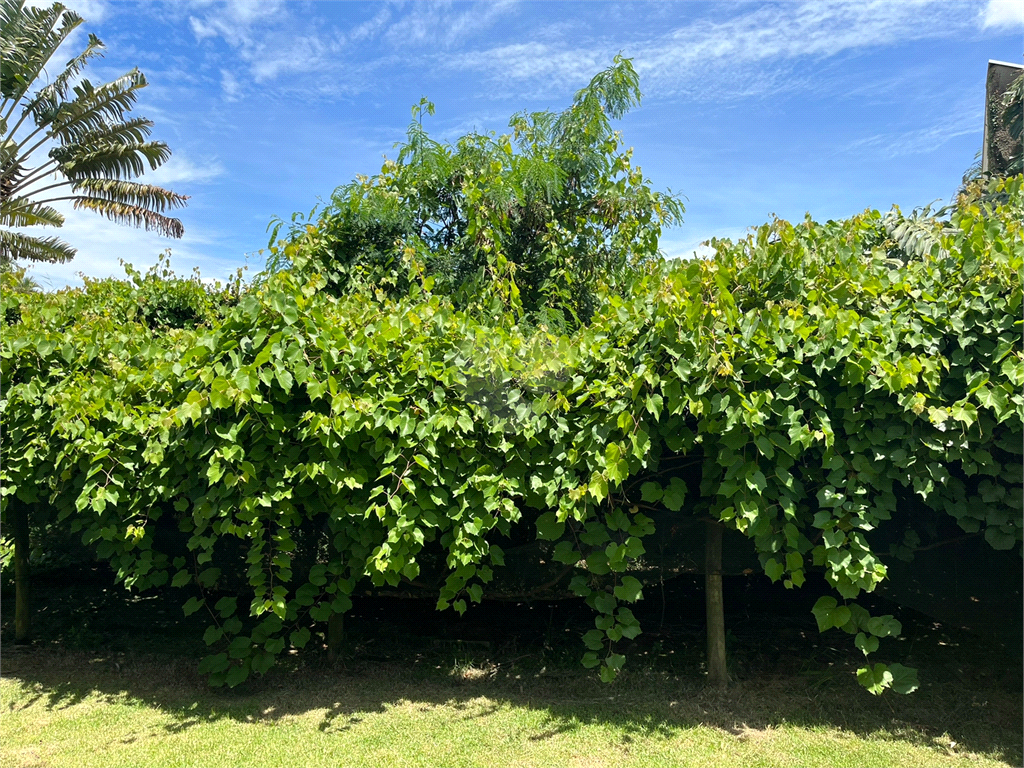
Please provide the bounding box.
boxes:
[705,520,730,687]
[13,502,31,643]
[328,612,344,662]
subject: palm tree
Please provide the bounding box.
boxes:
[0,0,188,268]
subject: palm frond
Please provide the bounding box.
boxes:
[60,116,154,149]
[4,71,149,178]
[53,139,170,180]
[47,71,147,141]
[73,196,184,238]
[0,227,76,263]
[0,196,64,227]
[72,177,188,212]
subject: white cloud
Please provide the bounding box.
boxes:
[158,0,1017,105]
[449,42,603,90]
[248,34,341,83]
[145,154,226,185]
[980,0,1024,28]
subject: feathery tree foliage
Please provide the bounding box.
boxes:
[266,56,684,330]
[0,0,187,268]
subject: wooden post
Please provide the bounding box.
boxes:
[328,613,344,662]
[705,520,730,687]
[13,501,31,643]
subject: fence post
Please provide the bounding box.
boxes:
[13,501,31,642]
[705,520,730,687]
[328,612,344,662]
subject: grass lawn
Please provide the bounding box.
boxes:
[2,644,1020,768]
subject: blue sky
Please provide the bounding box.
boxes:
[22,0,1024,289]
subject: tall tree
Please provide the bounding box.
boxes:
[268,56,685,329]
[0,0,187,268]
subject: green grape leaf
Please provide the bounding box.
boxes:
[553,541,581,564]
[888,663,920,694]
[583,629,605,651]
[536,512,565,541]
[663,477,688,511]
[613,575,643,603]
[225,662,249,688]
[203,626,223,646]
[290,627,311,649]
[640,481,663,502]
[856,663,893,695]
[854,632,879,656]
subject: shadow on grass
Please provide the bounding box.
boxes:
[3,564,1021,764]
[2,637,1021,766]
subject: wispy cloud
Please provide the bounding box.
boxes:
[188,0,285,48]
[380,0,518,49]
[448,1,985,100]
[219,68,241,100]
[348,6,392,43]
[448,42,604,91]
[841,108,981,158]
[188,0,350,88]
[185,0,518,98]
[149,0,1020,105]
[980,0,1024,29]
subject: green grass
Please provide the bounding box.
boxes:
[2,646,1019,768]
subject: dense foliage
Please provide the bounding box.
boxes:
[3,173,1020,694]
[0,0,186,266]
